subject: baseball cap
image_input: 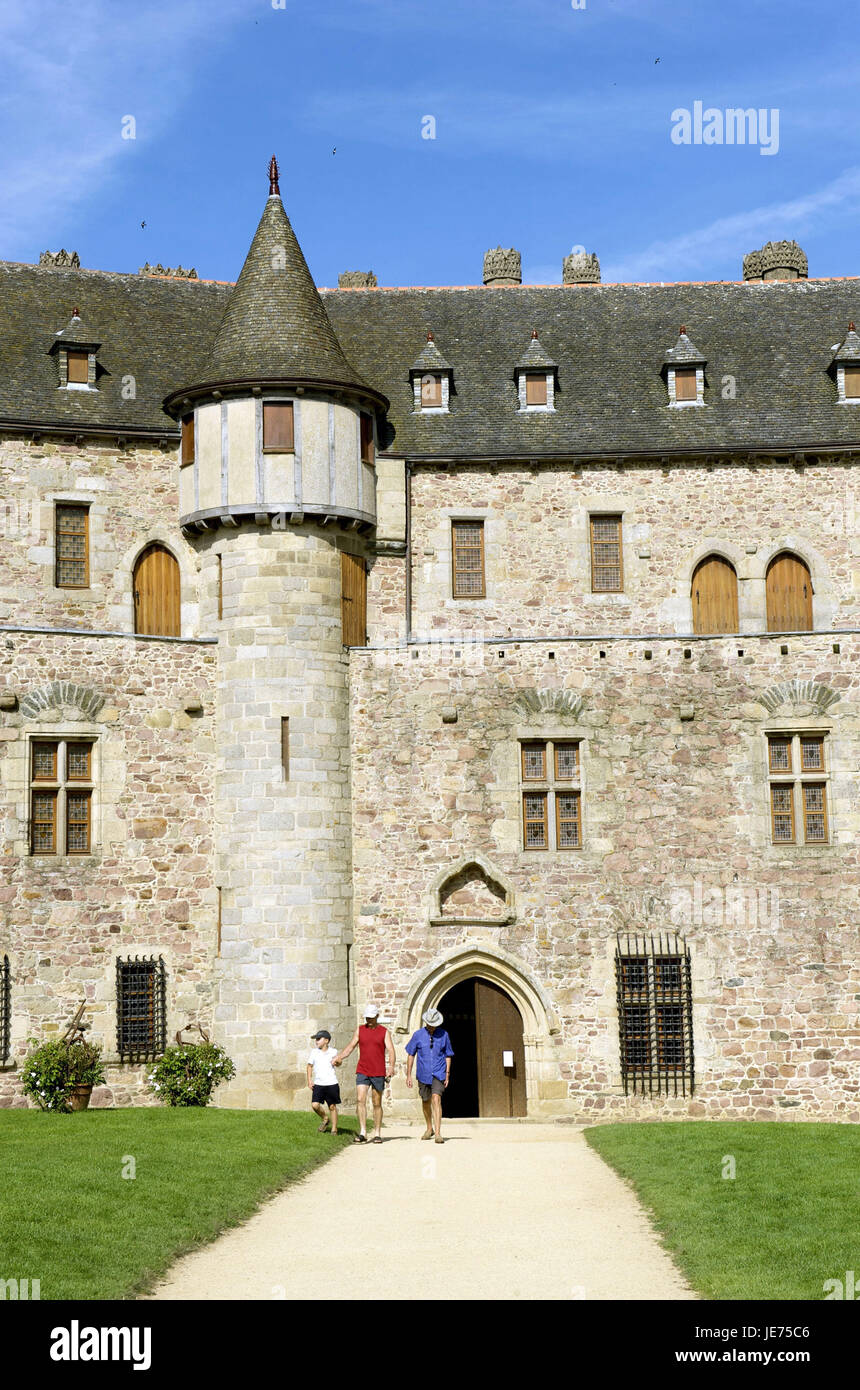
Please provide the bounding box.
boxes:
[312,1030,332,1041]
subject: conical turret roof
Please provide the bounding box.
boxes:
[201,164,374,396]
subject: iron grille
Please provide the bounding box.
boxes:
[116,955,166,1061]
[616,932,694,1097]
[0,956,9,1064]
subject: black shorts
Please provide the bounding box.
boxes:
[418,1078,445,1101]
[312,1084,341,1106]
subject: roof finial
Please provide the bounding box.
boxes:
[531,328,539,339]
[71,306,80,319]
[850,322,856,332]
[268,154,280,196]
[680,325,687,335]
[427,330,434,341]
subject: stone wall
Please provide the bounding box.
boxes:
[0,631,216,1107]
[408,459,859,639]
[0,435,198,636]
[349,632,860,1121]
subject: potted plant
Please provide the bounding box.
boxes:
[21,1036,106,1113]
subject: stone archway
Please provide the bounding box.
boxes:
[394,945,562,1117]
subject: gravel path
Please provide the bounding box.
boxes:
[146,1121,695,1301]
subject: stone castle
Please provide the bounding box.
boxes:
[1,160,858,1120]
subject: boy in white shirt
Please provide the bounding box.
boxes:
[306,1030,342,1134]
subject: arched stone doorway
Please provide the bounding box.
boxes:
[440,976,526,1117]
[396,945,561,1118]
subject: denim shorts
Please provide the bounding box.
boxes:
[355,1073,386,1093]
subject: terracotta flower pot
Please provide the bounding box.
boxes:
[69,1084,93,1112]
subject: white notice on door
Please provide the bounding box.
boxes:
[502,1050,514,1068]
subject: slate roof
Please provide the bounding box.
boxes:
[51,310,101,350]
[3,239,860,457]
[0,259,229,435]
[194,194,374,400]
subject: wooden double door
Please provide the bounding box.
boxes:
[439,977,527,1117]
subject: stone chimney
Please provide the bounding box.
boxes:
[483,246,522,287]
[563,250,601,285]
[338,271,378,288]
[742,240,808,281]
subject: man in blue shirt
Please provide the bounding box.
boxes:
[405,1007,454,1145]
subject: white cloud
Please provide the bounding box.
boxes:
[604,167,860,282]
[0,0,249,254]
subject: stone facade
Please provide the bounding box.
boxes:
[2,180,859,1123]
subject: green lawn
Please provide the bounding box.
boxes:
[0,1108,354,1300]
[586,1121,860,1300]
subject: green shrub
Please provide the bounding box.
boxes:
[147,1042,236,1107]
[21,1037,106,1113]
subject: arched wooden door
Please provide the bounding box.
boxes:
[691,555,739,634]
[766,552,813,632]
[438,977,526,1117]
[133,545,180,636]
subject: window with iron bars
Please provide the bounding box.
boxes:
[615,933,694,1097]
[116,956,166,1062]
[0,956,9,1065]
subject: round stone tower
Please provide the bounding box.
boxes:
[165,158,387,1106]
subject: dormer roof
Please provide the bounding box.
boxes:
[49,309,101,353]
[410,331,451,374]
[662,326,706,368]
[515,329,557,371]
[831,322,860,362]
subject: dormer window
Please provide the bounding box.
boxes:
[673,367,697,402]
[525,373,548,407]
[49,308,100,391]
[66,350,89,385]
[831,323,860,403]
[410,332,452,413]
[663,326,705,407]
[515,330,556,412]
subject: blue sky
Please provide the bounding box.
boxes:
[2,0,860,287]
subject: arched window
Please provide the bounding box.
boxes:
[766,552,813,632]
[691,555,738,634]
[133,544,180,636]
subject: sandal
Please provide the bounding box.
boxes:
[354,1134,367,1144]
[371,1135,382,1143]
[318,1121,330,1132]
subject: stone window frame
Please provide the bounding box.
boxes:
[26,730,100,859]
[516,369,555,413]
[518,735,585,852]
[438,507,494,606]
[667,365,705,408]
[412,371,450,414]
[589,512,624,594]
[765,726,831,847]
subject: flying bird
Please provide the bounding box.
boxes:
[140,220,146,229]
[332,147,337,155]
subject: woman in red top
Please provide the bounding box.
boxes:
[335,1005,396,1143]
